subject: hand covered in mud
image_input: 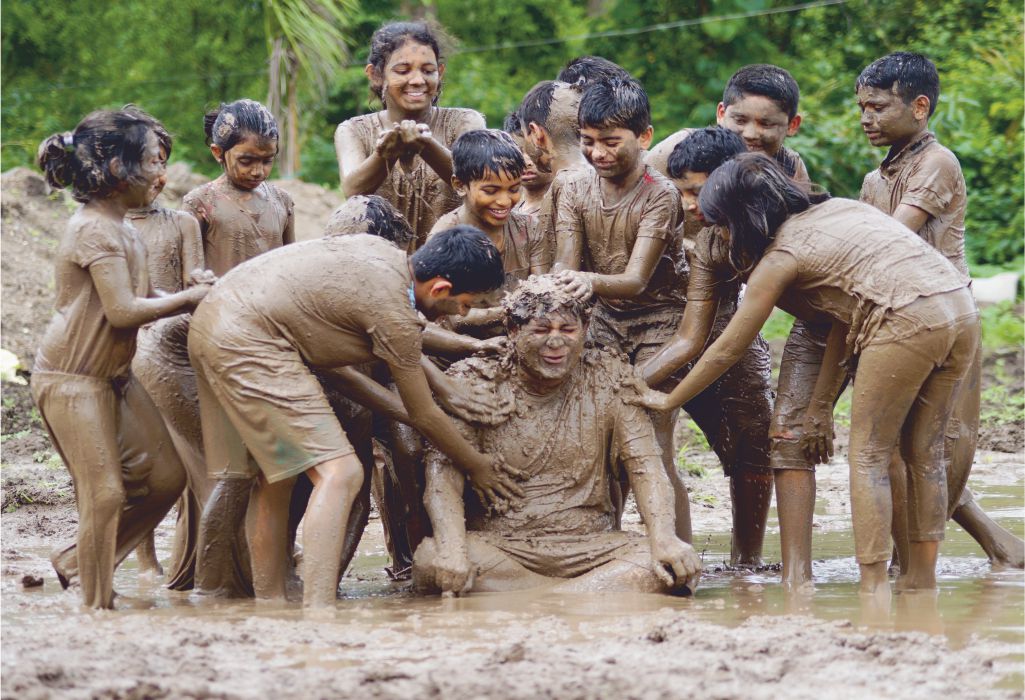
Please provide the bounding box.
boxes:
[437,378,515,426]
[799,400,835,465]
[184,284,213,309]
[621,375,672,413]
[553,270,594,302]
[374,127,405,161]
[474,336,509,356]
[187,268,218,286]
[650,537,702,595]
[395,119,432,154]
[466,453,525,511]
[435,545,475,596]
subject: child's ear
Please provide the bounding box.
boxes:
[429,278,453,298]
[786,114,802,137]
[451,176,467,196]
[527,122,546,147]
[210,144,224,165]
[715,102,727,124]
[912,95,931,122]
[364,63,379,87]
[639,125,654,149]
[108,157,124,179]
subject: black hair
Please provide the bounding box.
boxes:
[855,52,940,117]
[411,225,505,294]
[451,129,525,184]
[324,195,415,248]
[502,111,523,135]
[722,64,800,121]
[667,127,747,178]
[557,55,631,87]
[519,81,558,133]
[699,152,829,276]
[577,77,650,136]
[366,21,445,105]
[203,99,278,153]
[37,106,162,204]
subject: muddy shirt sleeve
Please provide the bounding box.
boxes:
[636,181,678,241]
[611,396,663,463]
[427,210,461,240]
[526,215,553,271]
[900,150,963,219]
[69,220,127,267]
[366,304,425,373]
[686,226,726,302]
[182,189,210,229]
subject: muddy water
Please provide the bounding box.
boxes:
[3,458,1022,697]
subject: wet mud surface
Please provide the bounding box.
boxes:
[2,449,1021,699]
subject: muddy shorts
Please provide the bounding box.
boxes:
[472,531,652,578]
[188,327,355,484]
[587,304,683,366]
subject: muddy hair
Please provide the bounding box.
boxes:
[37,106,162,204]
[518,80,581,143]
[723,64,800,120]
[503,274,593,331]
[411,225,505,294]
[578,77,651,136]
[667,127,747,178]
[452,129,525,184]
[856,52,940,117]
[366,21,446,105]
[324,195,415,248]
[699,152,830,276]
[557,55,631,87]
[502,111,522,135]
[203,99,278,152]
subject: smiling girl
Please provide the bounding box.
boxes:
[335,22,485,250]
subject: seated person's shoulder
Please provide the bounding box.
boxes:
[580,346,640,396]
[444,355,515,425]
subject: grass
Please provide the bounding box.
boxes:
[675,418,711,478]
[980,301,1024,350]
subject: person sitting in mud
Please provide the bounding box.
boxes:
[190,224,523,607]
[413,276,701,596]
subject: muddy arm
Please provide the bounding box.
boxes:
[90,257,208,329]
[640,298,717,387]
[799,321,849,465]
[320,366,411,425]
[422,322,492,357]
[282,199,296,246]
[424,452,469,553]
[892,204,931,234]
[561,236,666,300]
[552,193,584,272]
[179,213,207,288]
[335,121,397,196]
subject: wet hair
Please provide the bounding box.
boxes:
[577,77,650,136]
[855,52,940,117]
[452,129,525,184]
[667,127,747,178]
[411,225,505,294]
[203,99,278,153]
[366,21,444,105]
[519,81,557,132]
[503,274,593,330]
[699,152,829,276]
[324,194,414,248]
[502,111,523,136]
[722,64,800,121]
[37,106,162,204]
[557,55,631,87]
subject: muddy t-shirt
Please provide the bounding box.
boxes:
[534,163,592,264]
[430,209,551,291]
[859,131,968,277]
[191,234,424,372]
[126,206,203,294]
[335,107,485,251]
[35,216,150,379]
[430,349,662,537]
[183,179,293,277]
[767,198,967,353]
[556,166,685,314]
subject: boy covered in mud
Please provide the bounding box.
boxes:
[551,77,690,542]
[190,227,522,607]
[413,277,701,595]
[856,52,1024,569]
[502,112,553,219]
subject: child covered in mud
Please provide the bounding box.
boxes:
[183,99,294,277]
[638,127,775,567]
[856,52,1023,570]
[413,276,701,596]
[34,108,210,609]
[190,226,523,607]
[502,112,553,219]
[631,153,979,594]
[335,21,485,251]
[551,77,691,541]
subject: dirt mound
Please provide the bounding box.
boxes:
[0,166,343,370]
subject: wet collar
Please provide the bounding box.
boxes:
[881,131,935,175]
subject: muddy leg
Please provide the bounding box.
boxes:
[888,453,910,575]
[952,490,1025,568]
[302,454,364,607]
[413,535,555,594]
[774,468,815,588]
[652,408,690,543]
[729,468,774,566]
[249,475,297,600]
[195,478,254,597]
[135,531,163,576]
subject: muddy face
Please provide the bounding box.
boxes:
[672,171,709,222]
[142,146,170,206]
[460,169,521,230]
[380,40,442,113]
[523,124,554,174]
[580,126,647,182]
[422,287,492,321]
[856,85,927,148]
[511,134,553,191]
[716,95,797,157]
[124,131,167,208]
[216,135,278,191]
[510,309,586,388]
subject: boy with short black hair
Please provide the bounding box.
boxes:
[557,55,632,87]
[716,64,809,182]
[552,76,691,541]
[503,112,553,217]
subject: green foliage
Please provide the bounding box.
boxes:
[675,418,711,478]
[762,309,796,342]
[980,302,1025,351]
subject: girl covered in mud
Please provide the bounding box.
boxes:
[335,21,485,250]
[34,108,211,609]
[632,153,979,595]
[183,99,294,277]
